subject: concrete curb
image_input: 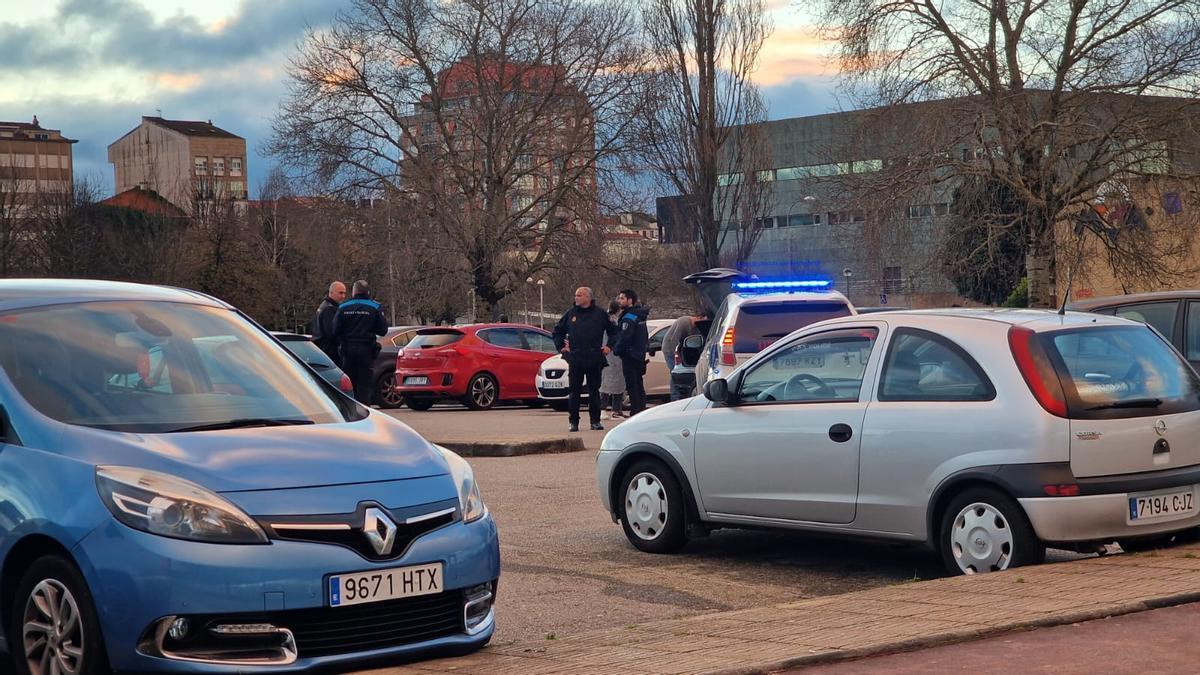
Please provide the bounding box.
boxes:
[702,591,1200,674]
[436,437,587,457]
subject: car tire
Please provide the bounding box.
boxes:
[464,374,498,410]
[525,400,545,409]
[374,372,404,409]
[11,554,109,675]
[618,459,687,554]
[548,400,568,412]
[939,487,1045,575]
[1118,528,1197,553]
[405,398,435,411]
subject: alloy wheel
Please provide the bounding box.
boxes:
[23,579,85,675]
[470,376,497,408]
[378,373,404,407]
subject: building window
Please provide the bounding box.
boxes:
[786,213,821,227]
[828,210,864,224]
[230,181,244,198]
[213,158,225,176]
[756,170,775,182]
[230,157,242,176]
[908,203,949,218]
[194,157,208,176]
[717,173,742,186]
[882,266,903,294]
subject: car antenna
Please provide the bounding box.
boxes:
[1058,219,1090,316]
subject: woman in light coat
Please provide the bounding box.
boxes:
[599,301,626,419]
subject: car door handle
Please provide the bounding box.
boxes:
[828,424,853,443]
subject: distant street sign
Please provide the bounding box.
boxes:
[880,293,888,305]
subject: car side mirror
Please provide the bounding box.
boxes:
[703,378,731,404]
[679,335,705,368]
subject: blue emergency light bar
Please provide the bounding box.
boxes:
[732,280,833,290]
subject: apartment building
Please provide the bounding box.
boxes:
[108,116,247,212]
[0,117,75,215]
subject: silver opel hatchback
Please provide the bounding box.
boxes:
[595,309,1200,575]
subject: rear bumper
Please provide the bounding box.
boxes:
[396,370,464,398]
[1020,487,1200,542]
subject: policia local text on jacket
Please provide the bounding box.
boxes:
[552,302,617,427]
[333,293,388,403]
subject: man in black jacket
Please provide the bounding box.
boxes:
[312,280,346,365]
[552,286,616,432]
[332,280,388,403]
[613,288,650,416]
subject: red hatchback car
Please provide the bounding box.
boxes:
[395,324,559,410]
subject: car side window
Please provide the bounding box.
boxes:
[738,328,878,403]
[648,327,668,351]
[1187,302,1200,362]
[479,328,524,349]
[1115,302,1177,340]
[878,329,995,402]
[523,330,558,354]
[391,331,415,348]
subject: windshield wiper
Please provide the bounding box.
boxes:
[1086,398,1163,411]
[167,418,316,433]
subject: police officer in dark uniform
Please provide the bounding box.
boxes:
[312,280,346,366]
[613,288,650,416]
[332,279,388,403]
[552,286,617,432]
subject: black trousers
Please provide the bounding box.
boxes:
[341,342,376,403]
[622,357,647,415]
[567,355,604,425]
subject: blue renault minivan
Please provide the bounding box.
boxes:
[0,280,499,673]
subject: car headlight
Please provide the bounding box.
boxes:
[95,466,268,544]
[434,445,487,523]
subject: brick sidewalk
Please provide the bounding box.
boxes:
[370,541,1200,674]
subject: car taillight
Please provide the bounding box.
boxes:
[720,328,737,366]
[338,373,353,393]
[1008,326,1068,418]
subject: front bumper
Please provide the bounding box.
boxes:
[535,376,573,401]
[1020,489,1200,543]
[74,514,500,672]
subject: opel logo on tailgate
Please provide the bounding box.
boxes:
[363,507,398,556]
[1155,419,1168,436]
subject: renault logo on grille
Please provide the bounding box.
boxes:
[363,507,397,556]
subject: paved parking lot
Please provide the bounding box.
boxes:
[382,405,1006,645]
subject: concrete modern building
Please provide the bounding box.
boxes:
[674,95,1200,307]
[108,117,247,212]
[0,117,76,215]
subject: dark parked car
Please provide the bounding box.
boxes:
[371,326,421,409]
[1068,291,1200,370]
[272,332,355,396]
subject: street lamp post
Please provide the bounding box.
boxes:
[842,268,853,299]
[537,279,546,329]
[525,277,533,325]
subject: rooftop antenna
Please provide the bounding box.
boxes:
[155,108,162,117]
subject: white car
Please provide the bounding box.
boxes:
[696,285,856,390]
[537,319,675,410]
[597,309,1200,575]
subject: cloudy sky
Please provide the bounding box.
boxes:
[0,0,840,198]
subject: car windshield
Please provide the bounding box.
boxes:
[734,301,852,353]
[280,339,335,369]
[0,301,361,432]
[1044,325,1200,416]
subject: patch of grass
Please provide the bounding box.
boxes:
[625,623,639,629]
[899,572,922,584]
[1015,577,1025,584]
[1182,553,1197,559]
[545,632,557,640]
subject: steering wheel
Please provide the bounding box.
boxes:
[784,373,837,400]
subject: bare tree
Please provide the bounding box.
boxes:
[637,0,773,269]
[0,173,36,277]
[269,0,648,318]
[817,0,1200,307]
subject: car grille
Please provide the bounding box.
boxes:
[545,369,565,379]
[261,500,459,562]
[288,591,464,657]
